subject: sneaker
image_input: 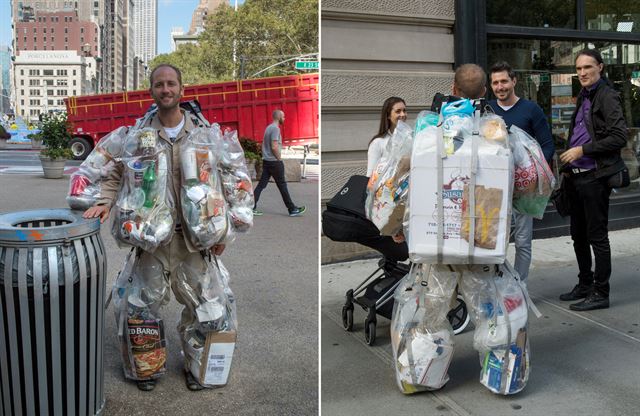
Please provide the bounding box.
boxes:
[288,206,306,217]
[252,209,264,216]
[185,371,205,391]
[569,291,609,311]
[559,284,593,301]
[136,379,156,391]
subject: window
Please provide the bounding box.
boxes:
[43,36,46,42]
[80,37,84,43]
[33,37,37,43]
[29,99,40,106]
[57,79,67,86]
[21,89,25,95]
[51,28,54,33]
[29,69,40,76]
[20,69,24,75]
[586,0,640,33]
[29,89,39,95]
[33,27,36,33]
[20,100,24,105]
[57,70,68,76]
[57,90,67,96]
[45,79,54,86]
[73,79,77,86]
[65,37,68,43]
[73,70,76,76]
[23,37,26,43]
[23,28,27,34]
[43,28,46,33]
[30,110,38,117]
[65,28,68,34]
[48,100,54,105]
[487,0,576,29]
[29,79,39,86]
[43,69,53,76]
[65,46,68,50]
[20,80,24,86]
[81,28,84,34]
[51,37,55,42]
[47,89,54,95]
[57,99,65,105]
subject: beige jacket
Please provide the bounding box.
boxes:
[97,110,205,253]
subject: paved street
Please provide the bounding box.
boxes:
[322,229,640,416]
[0,163,319,416]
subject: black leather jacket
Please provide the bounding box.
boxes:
[566,79,628,178]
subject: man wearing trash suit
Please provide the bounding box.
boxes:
[558,49,628,311]
[84,64,226,391]
[392,64,536,395]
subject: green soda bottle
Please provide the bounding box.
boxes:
[142,161,157,208]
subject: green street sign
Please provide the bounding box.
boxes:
[295,61,319,70]
[632,71,640,79]
[539,73,550,83]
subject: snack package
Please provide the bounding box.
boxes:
[112,250,169,381]
[509,125,556,219]
[391,264,458,394]
[218,127,254,233]
[178,256,237,388]
[408,113,513,264]
[112,127,175,252]
[180,127,232,249]
[66,126,128,210]
[365,120,414,235]
[456,262,531,395]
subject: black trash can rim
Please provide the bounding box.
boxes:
[0,209,100,244]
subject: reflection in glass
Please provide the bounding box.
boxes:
[487,0,576,29]
[488,38,640,193]
[586,0,640,33]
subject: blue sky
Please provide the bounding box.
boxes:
[0,0,242,54]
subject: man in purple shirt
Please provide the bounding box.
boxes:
[558,49,628,311]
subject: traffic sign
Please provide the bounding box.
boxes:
[295,61,319,70]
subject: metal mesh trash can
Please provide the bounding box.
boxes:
[0,209,107,416]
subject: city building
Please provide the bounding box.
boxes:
[188,0,225,35]
[0,46,11,114]
[321,0,640,260]
[132,0,157,64]
[13,50,92,122]
[12,0,95,22]
[170,27,199,51]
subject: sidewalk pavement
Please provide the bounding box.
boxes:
[321,228,640,416]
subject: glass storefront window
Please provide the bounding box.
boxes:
[586,0,640,33]
[488,38,640,193]
[487,0,576,29]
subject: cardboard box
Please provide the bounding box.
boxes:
[408,129,513,264]
[187,330,236,387]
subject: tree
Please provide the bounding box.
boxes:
[148,0,318,85]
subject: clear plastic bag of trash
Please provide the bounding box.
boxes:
[391,264,458,394]
[112,127,175,252]
[457,262,531,395]
[365,120,414,236]
[179,127,233,249]
[112,250,169,381]
[66,126,128,210]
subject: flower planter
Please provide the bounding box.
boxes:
[39,155,67,179]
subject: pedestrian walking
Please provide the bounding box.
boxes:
[252,110,306,216]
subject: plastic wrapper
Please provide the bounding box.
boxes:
[391,264,458,394]
[457,262,531,395]
[408,113,513,264]
[218,127,254,233]
[112,250,169,381]
[180,127,233,250]
[66,126,128,210]
[178,256,237,388]
[509,125,556,219]
[365,120,414,235]
[112,127,175,252]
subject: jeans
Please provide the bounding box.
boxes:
[512,211,533,282]
[566,171,612,296]
[254,160,295,211]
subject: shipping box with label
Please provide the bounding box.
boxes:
[186,330,236,387]
[408,127,513,264]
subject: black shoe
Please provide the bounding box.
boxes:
[288,206,306,217]
[185,371,205,391]
[136,379,156,391]
[559,284,592,301]
[569,292,609,311]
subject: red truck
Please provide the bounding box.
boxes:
[65,73,319,159]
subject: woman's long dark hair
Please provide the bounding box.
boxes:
[369,96,406,147]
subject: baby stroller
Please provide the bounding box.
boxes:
[322,175,470,345]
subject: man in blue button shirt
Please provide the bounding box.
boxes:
[489,61,554,286]
[558,49,628,311]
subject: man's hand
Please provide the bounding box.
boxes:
[83,205,110,224]
[392,231,405,243]
[560,146,584,165]
[211,244,225,256]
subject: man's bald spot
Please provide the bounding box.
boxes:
[454,64,487,99]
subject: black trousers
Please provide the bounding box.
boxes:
[566,171,612,296]
[254,160,295,211]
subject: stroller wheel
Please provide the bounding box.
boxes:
[364,320,376,345]
[341,305,354,331]
[448,294,470,335]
